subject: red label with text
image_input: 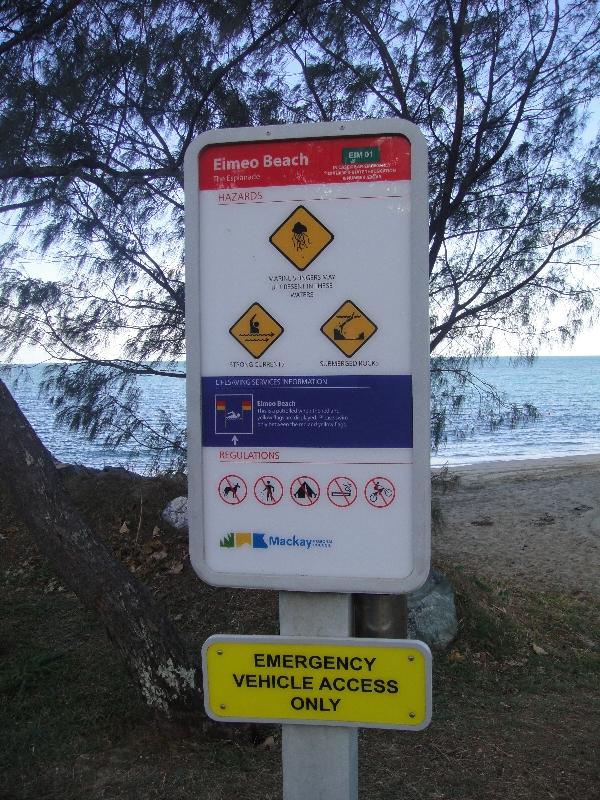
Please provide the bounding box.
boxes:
[199,135,411,189]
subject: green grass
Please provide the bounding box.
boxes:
[434,566,600,709]
[1,465,598,800]
[0,594,146,776]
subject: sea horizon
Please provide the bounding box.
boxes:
[3,355,600,472]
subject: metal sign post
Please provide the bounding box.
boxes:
[185,119,431,799]
[278,594,357,800]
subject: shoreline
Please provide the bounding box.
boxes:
[434,453,600,479]
[54,452,600,478]
[432,454,600,592]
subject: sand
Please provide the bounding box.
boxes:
[432,455,600,592]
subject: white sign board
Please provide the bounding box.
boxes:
[185,119,430,593]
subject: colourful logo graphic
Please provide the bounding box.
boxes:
[220,532,333,550]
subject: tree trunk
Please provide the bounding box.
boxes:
[0,379,203,726]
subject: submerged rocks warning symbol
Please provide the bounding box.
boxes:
[269,205,334,271]
[320,300,378,357]
[229,302,284,358]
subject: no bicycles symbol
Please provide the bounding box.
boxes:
[254,476,284,506]
[218,475,247,505]
[364,477,395,508]
[290,476,320,506]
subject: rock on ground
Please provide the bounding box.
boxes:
[407,568,458,650]
[161,496,188,531]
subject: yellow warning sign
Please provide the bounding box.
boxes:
[320,300,377,357]
[202,635,432,730]
[269,205,334,271]
[229,302,284,358]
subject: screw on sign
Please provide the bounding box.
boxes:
[254,476,284,506]
[290,476,320,506]
[218,475,247,505]
[364,477,396,508]
[327,476,358,508]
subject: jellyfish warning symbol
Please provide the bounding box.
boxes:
[269,205,334,271]
[320,300,378,357]
[229,302,284,358]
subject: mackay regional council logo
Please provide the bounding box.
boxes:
[220,532,333,551]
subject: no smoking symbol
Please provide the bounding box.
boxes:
[327,477,357,508]
[364,477,396,508]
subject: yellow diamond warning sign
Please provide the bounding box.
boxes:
[230,302,284,359]
[269,205,334,271]
[321,300,378,357]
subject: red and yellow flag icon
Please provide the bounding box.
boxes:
[216,399,226,412]
[241,399,252,412]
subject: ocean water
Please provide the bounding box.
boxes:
[431,356,600,466]
[2,363,187,473]
[2,357,599,471]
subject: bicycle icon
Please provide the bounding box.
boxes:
[364,477,395,508]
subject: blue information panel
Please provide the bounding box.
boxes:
[202,375,412,449]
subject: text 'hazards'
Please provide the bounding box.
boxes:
[229,302,284,358]
[270,206,334,271]
[321,300,378,357]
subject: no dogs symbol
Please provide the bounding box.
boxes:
[218,475,247,505]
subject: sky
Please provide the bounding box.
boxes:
[500,324,599,357]
[13,312,599,364]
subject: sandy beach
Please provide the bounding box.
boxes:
[432,454,600,592]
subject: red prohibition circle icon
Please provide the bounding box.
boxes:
[290,475,320,506]
[254,475,284,506]
[364,476,396,508]
[327,476,358,508]
[218,474,247,505]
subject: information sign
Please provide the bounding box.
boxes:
[185,119,430,593]
[202,635,432,730]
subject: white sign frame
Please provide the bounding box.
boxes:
[185,119,430,594]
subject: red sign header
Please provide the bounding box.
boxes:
[199,135,411,190]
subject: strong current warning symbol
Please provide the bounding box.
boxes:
[320,300,378,357]
[269,205,334,271]
[229,302,284,358]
